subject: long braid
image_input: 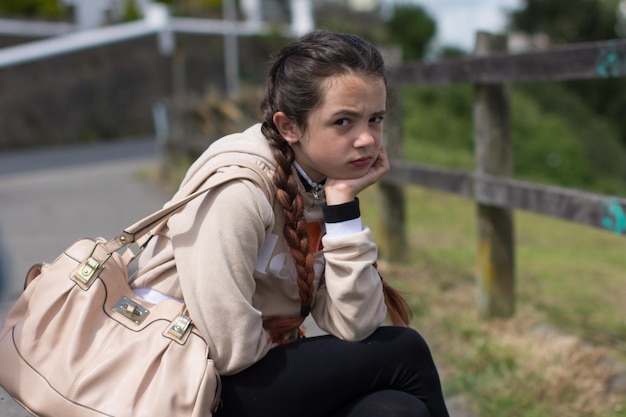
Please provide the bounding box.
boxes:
[261,121,317,343]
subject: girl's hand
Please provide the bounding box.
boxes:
[324,146,390,205]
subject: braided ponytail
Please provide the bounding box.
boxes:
[260,30,412,343]
[261,121,317,343]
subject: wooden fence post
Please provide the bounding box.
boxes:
[473,32,515,318]
[379,87,407,261]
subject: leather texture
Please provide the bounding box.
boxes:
[0,160,271,417]
[0,237,219,417]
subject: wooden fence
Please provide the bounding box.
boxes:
[382,32,626,318]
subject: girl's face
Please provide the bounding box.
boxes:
[279,74,387,183]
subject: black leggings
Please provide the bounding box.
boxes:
[214,326,450,417]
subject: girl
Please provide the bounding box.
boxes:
[132,30,450,417]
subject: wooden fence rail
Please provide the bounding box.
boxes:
[389,38,626,85]
[385,161,626,236]
[382,33,626,317]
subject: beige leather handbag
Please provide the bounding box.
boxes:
[0,163,269,417]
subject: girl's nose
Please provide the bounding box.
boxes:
[355,128,376,147]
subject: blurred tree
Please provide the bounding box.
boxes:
[0,0,67,19]
[315,3,389,46]
[122,0,142,21]
[509,0,619,44]
[509,0,626,147]
[438,46,468,59]
[159,0,223,17]
[386,4,436,60]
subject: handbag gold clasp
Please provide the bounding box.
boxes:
[113,296,150,324]
[71,242,112,290]
[166,313,192,342]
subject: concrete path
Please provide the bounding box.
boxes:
[0,140,471,417]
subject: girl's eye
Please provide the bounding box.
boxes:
[335,118,350,127]
[370,116,384,124]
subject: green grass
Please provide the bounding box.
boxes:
[361,184,626,417]
[364,184,626,343]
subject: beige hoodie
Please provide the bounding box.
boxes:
[130,124,387,375]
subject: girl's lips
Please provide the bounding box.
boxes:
[350,156,372,168]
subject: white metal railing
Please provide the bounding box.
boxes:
[0,3,300,95]
[0,4,173,68]
[0,11,292,69]
[170,17,289,36]
[0,19,164,68]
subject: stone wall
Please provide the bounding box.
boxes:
[0,33,288,149]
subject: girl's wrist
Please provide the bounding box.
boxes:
[324,185,356,205]
[323,198,362,237]
[323,198,360,222]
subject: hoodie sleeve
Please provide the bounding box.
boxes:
[168,176,275,375]
[311,200,387,341]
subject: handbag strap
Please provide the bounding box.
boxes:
[102,159,273,254]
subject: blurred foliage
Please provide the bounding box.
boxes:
[508,0,626,147]
[0,0,222,19]
[122,0,142,21]
[315,3,390,46]
[0,0,68,19]
[386,4,436,60]
[509,0,620,44]
[316,2,436,61]
[516,82,626,184]
[438,46,469,59]
[156,0,223,17]
[401,82,626,195]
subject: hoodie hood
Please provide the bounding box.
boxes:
[166,124,276,208]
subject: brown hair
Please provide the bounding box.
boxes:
[260,30,411,343]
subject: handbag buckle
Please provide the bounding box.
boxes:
[166,314,192,342]
[72,256,101,287]
[71,242,112,290]
[112,296,150,324]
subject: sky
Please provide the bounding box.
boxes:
[410,0,524,51]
